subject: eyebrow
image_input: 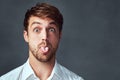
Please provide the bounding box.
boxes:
[49,21,57,26]
[48,21,59,29]
[31,22,41,26]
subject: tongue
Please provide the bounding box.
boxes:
[41,47,49,53]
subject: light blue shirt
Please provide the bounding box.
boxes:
[0,60,84,80]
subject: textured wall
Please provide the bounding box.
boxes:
[0,0,120,80]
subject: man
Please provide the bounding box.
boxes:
[0,3,84,80]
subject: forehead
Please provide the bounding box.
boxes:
[29,16,55,24]
[28,16,59,29]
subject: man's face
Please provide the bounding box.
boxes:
[24,16,61,62]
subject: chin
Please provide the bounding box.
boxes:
[36,55,53,62]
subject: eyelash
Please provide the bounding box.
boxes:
[33,28,40,33]
[49,28,55,32]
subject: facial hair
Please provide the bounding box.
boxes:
[29,41,57,62]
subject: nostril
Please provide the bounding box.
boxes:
[42,38,47,41]
[41,38,44,42]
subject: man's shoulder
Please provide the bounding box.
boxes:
[57,63,84,80]
[0,64,24,80]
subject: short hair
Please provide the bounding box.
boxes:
[24,3,63,32]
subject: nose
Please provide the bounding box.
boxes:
[41,29,48,41]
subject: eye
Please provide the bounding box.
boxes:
[49,28,55,32]
[33,28,40,33]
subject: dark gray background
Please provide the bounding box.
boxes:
[0,0,120,80]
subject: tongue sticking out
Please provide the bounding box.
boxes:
[41,47,49,53]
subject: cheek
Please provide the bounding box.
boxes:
[49,35,60,47]
[28,34,40,47]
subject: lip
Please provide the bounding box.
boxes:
[40,46,49,55]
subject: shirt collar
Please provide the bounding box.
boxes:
[21,59,61,80]
[21,59,39,80]
[47,61,61,80]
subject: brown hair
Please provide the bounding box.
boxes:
[24,3,63,32]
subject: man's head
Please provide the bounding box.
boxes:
[24,3,63,32]
[23,3,63,62]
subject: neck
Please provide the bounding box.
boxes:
[29,53,55,80]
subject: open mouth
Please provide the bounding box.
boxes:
[40,46,49,53]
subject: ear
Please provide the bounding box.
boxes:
[23,30,29,43]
